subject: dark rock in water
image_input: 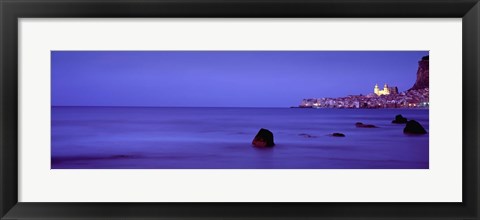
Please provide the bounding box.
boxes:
[392,114,408,124]
[355,122,378,128]
[111,155,131,159]
[252,128,275,147]
[331,133,345,137]
[299,133,316,138]
[403,120,427,134]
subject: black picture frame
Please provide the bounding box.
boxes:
[1,0,479,219]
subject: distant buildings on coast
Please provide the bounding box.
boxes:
[298,55,429,109]
[299,86,429,109]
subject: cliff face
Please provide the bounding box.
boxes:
[410,55,429,90]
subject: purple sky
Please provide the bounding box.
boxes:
[51,51,428,107]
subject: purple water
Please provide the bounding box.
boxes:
[51,107,429,169]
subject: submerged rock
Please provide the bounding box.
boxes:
[331,133,345,137]
[355,122,378,128]
[252,128,275,147]
[392,114,408,124]
[299,133,317,138]
[403,120,427,134]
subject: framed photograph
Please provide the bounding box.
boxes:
[1,0,478,219]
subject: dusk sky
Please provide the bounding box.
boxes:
[51,51,428,107]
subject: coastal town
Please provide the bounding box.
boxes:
[298,55,429,109]
[299,86,429,109]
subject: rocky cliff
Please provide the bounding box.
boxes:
[410,55,429,90]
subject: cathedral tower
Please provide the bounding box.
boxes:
[374,84,380,95]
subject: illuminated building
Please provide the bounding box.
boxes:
[374,84,398,96]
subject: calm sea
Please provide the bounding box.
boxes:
[51,107,429,169]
